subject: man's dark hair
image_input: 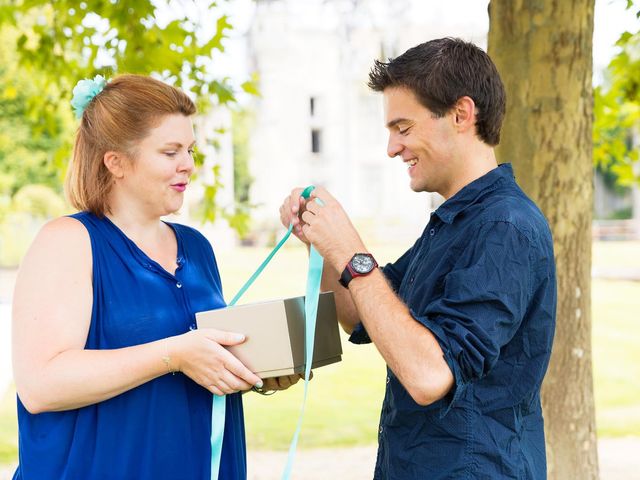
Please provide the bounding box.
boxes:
[368,37,506,146]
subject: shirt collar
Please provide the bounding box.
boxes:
[433,163,514,224]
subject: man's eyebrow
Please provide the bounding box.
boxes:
[386,118,411,129]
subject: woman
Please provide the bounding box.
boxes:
[11,74,297,480]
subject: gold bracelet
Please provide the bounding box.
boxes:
[161,339,176,375]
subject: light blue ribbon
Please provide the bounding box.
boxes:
[281,243,323,479]
[210,186,323,479]
[209,394,226,478]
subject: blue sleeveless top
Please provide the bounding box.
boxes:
[14,212,246,480]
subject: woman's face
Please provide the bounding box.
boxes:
[119,114,196,218]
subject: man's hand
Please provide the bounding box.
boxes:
[258,372,313,393]
[299,187,367,271]
[279,188,311,245]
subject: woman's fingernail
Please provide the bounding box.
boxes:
[236,334,245,342]
[256,380,264,388]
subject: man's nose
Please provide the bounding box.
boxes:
[387,135,403,158]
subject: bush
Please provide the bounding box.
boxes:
[0,185,66,268]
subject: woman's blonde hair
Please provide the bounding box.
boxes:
[65,74,197,216]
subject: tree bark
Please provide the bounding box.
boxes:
[487,1,598,479]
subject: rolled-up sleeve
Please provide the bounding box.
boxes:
[416,221,533,415]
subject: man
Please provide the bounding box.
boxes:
[280,37,556,479]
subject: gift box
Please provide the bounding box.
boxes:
[195,292,342,379]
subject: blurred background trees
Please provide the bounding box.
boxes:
[0,0,255,265]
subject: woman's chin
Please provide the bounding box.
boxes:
[160,202,183,218]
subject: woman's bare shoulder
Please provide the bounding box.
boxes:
[19,216,92,274]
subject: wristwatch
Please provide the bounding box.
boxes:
[339,253,378,288]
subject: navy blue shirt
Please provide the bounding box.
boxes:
[350,164,556,479]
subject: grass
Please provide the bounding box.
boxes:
[0,240,638,464]
[592,278,640,436]
[0,387,17,465]
[242,336,386,449]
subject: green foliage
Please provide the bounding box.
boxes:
[232,108,255,205]
[0,27,72,200]
[593,86,640,186]
[0,386,18,466]
[0,25,70,255]
[606,205,633,219]
[0,1,243,120]
[0,212,39,267]
[594,3,640,186]
[0,185,65,267]
[12,184,67,218]
[0,0,260,232]
[193,163,252,239]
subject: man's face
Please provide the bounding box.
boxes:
[383,87,458,197]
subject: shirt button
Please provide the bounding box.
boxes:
[176,282,182,288]
[429,228,436,236]
[379,426,384,434]
[409,276,414,284]
[386,376,390,384]
[189,324,196,331]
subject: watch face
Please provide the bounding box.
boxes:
[351,254,375,274]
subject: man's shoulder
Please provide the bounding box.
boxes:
[473,188,552,245]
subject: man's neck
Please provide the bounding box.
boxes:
[441,145,498,200]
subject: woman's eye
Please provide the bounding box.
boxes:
[164,151,177,157]
[188,149,195,156]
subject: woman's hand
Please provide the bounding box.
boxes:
[169,329,263,396]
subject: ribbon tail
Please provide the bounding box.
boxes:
[210,394,226,480]
[281,245,324,479]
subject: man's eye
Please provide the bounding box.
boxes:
[399,127,410,136]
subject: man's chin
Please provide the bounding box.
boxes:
[409,180,432,194]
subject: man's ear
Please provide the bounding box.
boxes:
[453,96,476,133]
[103,151,125,179]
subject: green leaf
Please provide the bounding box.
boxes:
[1,0,260,232]
[241,73,261,96]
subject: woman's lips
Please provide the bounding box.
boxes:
[171,183,187,192]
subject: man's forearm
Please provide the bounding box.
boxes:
[347,269,454,406]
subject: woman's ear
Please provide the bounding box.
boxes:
[103,151,125,179]
[453,96,476,132]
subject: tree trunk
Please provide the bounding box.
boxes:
[487,1,598,479]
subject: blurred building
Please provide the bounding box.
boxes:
[243,0,486,245]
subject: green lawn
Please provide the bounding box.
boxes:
[592,279,640,436]
[1,240,638,464]
[0,388,17,465]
